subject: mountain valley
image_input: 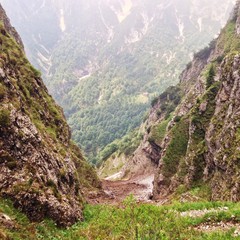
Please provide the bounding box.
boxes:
[0,0,235,162]
[0,1,240,239]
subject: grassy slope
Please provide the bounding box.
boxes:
[0,197,239,240]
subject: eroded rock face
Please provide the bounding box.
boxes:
[0,4,101,227]
[204,54,240,201]
[134,1,240,201]
[106,1,240,201]
[0,108,82,226]
[121,101,164,179]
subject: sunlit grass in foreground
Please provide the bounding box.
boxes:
[0,196,239,240]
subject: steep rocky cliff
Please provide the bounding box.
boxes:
[0,4,101,227]
[109,1,240,201]
[151,2,240,201]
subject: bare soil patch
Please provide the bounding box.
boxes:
[88,174,154,204]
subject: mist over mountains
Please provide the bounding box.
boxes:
[1,0,235,161]
[1,1,240,239]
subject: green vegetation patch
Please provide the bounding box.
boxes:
[0,109,10,128]
[157,85,182,119]
[162,118,189,178]
[0,83,6,101]
[149,116,172,145]
[0,196,240,240]
[187,66,220,183]
[217,21,240,54]
[94,129,142,166]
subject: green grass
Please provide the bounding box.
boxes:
[162,118,189,178]
[0,197,239,240]
[149,116,171,145]
[217,21,240,54]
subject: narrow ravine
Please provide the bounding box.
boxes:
[92,174,154,204]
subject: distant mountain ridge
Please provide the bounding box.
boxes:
[0,0,235,161]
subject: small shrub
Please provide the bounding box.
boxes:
[29,65,41,78]
[206,64,215,89]
[0,29,7,36]
[162,119,189,177]
[0,84,5,101]
[0,151,15,164]
[101,143,118,161]
[174,116,182,122]
[0,109,10,128]
[46,179,56,188]
[156,110,162,116]
[215,55,224,63]
[151,96,159,107]
[150,117,171,144]
[6,160,17,170]
[160,103,167,111]
[186,62,192,70]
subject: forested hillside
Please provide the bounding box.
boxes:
[1,0,235,161]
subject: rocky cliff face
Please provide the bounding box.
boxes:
[152,1,240,201]
[117,1,240,201]
[0,4,101,227]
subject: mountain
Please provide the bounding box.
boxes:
[0,2,240,239]
[0,0,235,161]
[0,4,101,227]
[102,0,240,201]
[152,7,240,201]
